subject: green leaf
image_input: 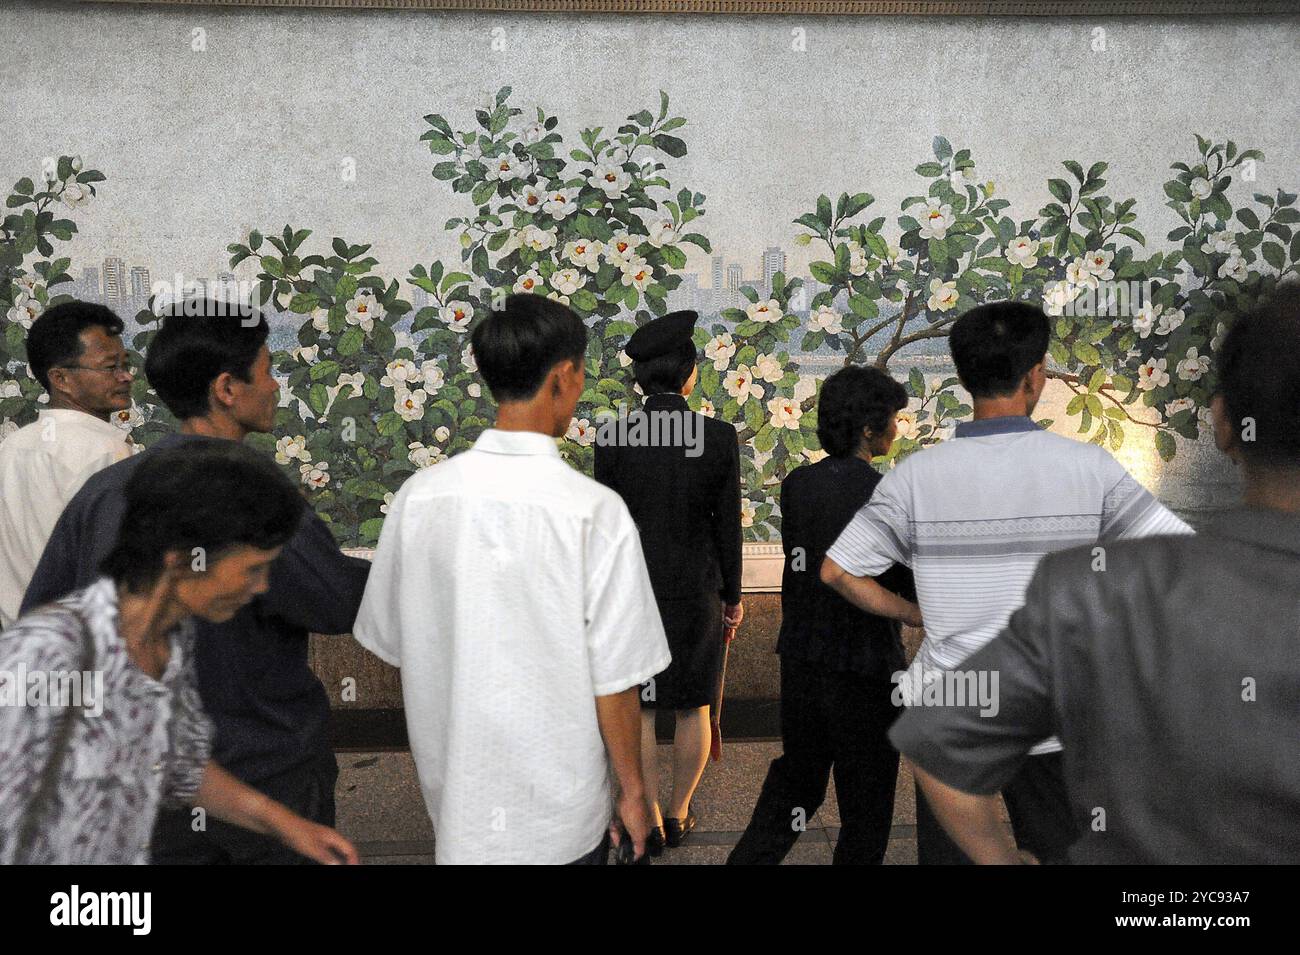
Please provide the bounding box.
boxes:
[336,326,365,356]
[1048,179,1072,204]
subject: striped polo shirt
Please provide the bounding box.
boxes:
[826,415,1193,755]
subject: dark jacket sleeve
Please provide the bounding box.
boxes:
[712,429,743,605]
[593,440,616,491]
[259,506,372,635]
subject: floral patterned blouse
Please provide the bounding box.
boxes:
[0,577,213,864]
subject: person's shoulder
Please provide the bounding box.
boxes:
[1038,532,1199,593]
[1,584,99,664]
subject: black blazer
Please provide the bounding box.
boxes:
[777,454,915,678]
[594,392,742,607]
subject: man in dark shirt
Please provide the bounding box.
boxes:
[22,297,370,864]
[890,294,1300,863]
[729,366,919,864]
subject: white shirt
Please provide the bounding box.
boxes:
[827,416,1192,755]
[0,409,133,628]
[352,428,671,864]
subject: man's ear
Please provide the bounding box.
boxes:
[1210,393,1237,460]
[209,370,237,411]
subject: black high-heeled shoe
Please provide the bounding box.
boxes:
[647,825,666,858]
[663,808,696,848]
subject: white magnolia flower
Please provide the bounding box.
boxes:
[486,152,524,182]
[519,223,558,252]
[13,275,38,297]
[1081,249,1115,280]
[746,299,783,324]
[620,259,653,292]
[1137,357,1170,391]
[292,344,319,364]
[419,360,445,393]
[435,425,450,443]
[809,305,843,334]
[110,406,144,431]
[394,331,417,353]
[467,383,481,398]
[1176,347,1211,382]
[793,375,818,403]
[647,218,678,248]
[704,332,736,371]
[394,387,429,421]
[380,359,420,389]
[740,498,757,528]
[723,365,764,405]
[551,268,585,296]
[1201,230,1238,256]
[847,241,870,277]
[299,461,330,489]
[1005,237,1039,268]
[566,417,595,446]
[1042,280,1080,316]
[605,232,638,266]
[275,434,312,465]
[754,353,784,383]
[767,395,802,430]
[0,380,22,398]
[516,183,545,214]
[617,348,633,368]
[345,291,385,333]
[1132,305,1159,339]
[1189,177,1213,200]
[546,291,571,306]
[440,301,473,333]
[407,441,444,469]
[605,145,628,165]
[804,447,829,463]
[380,491,395,515]
[522,122,546,144]
[543,187,580,220]
[60,181,91,208]
[1066,258,1100,288]
[895,410,919,440]
[563,239,604,273]
[696,398,716,418]
[338,372,365,398]
[927,278,959,312]
[7,292,42,328]
[1164,397,1196,418]
[1219,253,1248,281]
[1211,321,1228,352]
[1155,308,1185,336]
[462,343,478,373]
[310,307,331,333]
[918,199,954,240]
[514,269,545,294]
[886,242,904,267]
[0,419,18,443]
[589,162,630,199]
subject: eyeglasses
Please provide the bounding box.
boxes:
[59,360,137,377]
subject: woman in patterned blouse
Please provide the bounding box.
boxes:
[0,443,359,864]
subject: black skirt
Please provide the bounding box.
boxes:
[641,592,724,710]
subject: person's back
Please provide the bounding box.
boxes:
[1040,517,1300,862]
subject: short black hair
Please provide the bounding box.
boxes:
[145,298,269,420]
[469,293,587,402]
[101,442,304,593]
[633,341,696,395]
[949,301,1051,398]
[26,300,125,391]
[1215,290,1300,469]
[816,366,908,457]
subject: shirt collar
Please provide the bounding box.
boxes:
[472,428,562,457]
[644,393,689,410]
[37,408,127,440]
[1206,505,1300,557]
[954,415,1040,438]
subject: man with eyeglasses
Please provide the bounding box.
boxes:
[0,300,135,629]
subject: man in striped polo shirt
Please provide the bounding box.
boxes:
[821,300,1192,863]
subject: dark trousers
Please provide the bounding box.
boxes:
[728,658,900,865]
[150,753,339,865]
[567,832,610,865]
[915,751,1077,864]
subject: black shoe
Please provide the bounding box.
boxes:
[664,811,696,848]
[647,825,666,858]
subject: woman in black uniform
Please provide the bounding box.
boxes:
[594,310,743,853]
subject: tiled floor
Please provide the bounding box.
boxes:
[336,742,1012,864]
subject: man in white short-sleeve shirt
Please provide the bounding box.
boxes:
[353,294,670,865]
[0,302,134,628]
[821,301,1192,864]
